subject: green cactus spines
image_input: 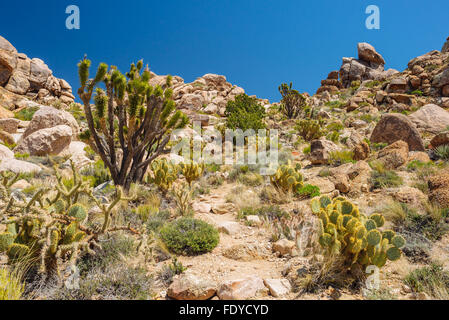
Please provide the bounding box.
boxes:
[366,229,382,246]
[311,198,321,214]
[365,219,377,231]
[370,214,385,228]
[270,161,304,194]
[67,204,88,222]
[391,235,406,248]
[147,159,179,193]
[382,230,396,242]
[386,247,402,261]
[319,196,332,209]
[0,232,14,252]
[310,196,405,272]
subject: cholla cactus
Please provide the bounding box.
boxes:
[147,159,178,193]
[179,162,205,187]
[311,196,405,270]
[0,160,138,282]
[270,161,303,194]
[77,58,188,191]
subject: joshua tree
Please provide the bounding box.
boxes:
[278,82,307,119]
[77,58,188,190]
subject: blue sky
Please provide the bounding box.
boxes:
[1,0,448,102]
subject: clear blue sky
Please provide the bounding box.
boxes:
[1,0,448,102]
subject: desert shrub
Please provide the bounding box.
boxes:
[54,264,152,300]
[80,159,111,187]
[158,257,186,285]
[225,94,266,131]
[278,82,307,119]
[160,218,219,255]
[171,183,194,217]
[295,119,326,141]
[238,205,289,221]
[369,161,403,189]
[179,162,204,187]
[227,185,261,209]
[410,89,423,96]
[364,80,381,88]
[77,234,136,274]
[328,150,355,166]
[404,263,449,299]
[297,184,321,199]
[237,171,264,187]
[311,196,405,273]
[303,145,311,155]
[134,193,160,222]
[14,107,38,121]
[324,100,345,109]
[434,145,449,161]
[382,201,449,242]
[146,210,171,234]
[0,268,24,300]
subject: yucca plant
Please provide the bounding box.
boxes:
[77,58,189,191]
[434,145,449,161]
[278,82,307,119]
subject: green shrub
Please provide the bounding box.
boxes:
[278,82,307,119]
[225,94,266,131]
[410,89,423,96]
[237,172,264,187]
[295,119,326,141]
[80,159,112,187]
[404,263,449,299]
[0,268,24,300]
[14,107,39,121]
[297,184,321,198]
[369,162,403,189]
[434,145,449,161]
[328,150,355,166]
[160,218,219,255]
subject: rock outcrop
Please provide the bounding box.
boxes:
[370,113,425,151]
[0,35,75,108]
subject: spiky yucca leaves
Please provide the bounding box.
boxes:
[278,82,307,119]
[270,161,304,194]
[146,159,179,194]
[0,161,138,282]
[310,196,405,271]
[77,58,189,191]
[179,162,205,187]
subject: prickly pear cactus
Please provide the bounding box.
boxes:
[270,161,303,194]
[310,196,405,270]
[147,159,179,192]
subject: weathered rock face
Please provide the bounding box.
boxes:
[370,113,425,151]
[409,104,449,134]
[0,35,74,106]
[217,276,268,300]
[376,140,409,169]
[148,72,249,119]
[339,43,398,88]
[0,158,41,174]
[309,139,341,165]
[0,144,14,159]
[23,105,79,139]
[431,131,449,148]
[15,125,72,156]
[428,173,449,208]
[353,141,370,160]
[443,37,449,54]
[167,273,216,300]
